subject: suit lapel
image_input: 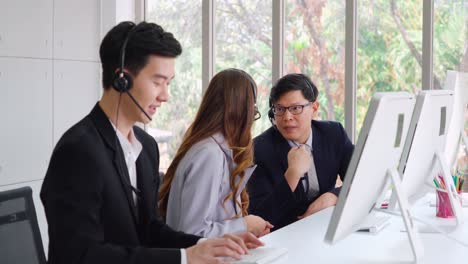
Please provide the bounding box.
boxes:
[135,150,152,225]
[88,103,139,228]
[311,121,324,193]
[272,129,306,196]
[113,147,139,226]
[272,129,290,180]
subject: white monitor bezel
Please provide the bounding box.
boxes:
[325,91,415,244]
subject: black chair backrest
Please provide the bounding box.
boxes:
[0,186,46,264]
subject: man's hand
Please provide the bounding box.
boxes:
[285,146,311,191]
[298,192,337,219]
[186,237,243,264]
[186,232,264,264]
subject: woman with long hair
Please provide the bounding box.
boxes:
[159,68,272,238]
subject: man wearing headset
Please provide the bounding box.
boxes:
[247,73,354,231]
[40,21,262,264]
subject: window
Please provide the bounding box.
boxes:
[434,0,467,86]
[145,0,467,172]
[434,0,468,174]
[285,0,346,124]
[357,0,422,133]
[145,0,202,171]
[215,0,272,136]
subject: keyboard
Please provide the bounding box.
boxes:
[223,247,288,264]
[357,215,391,233]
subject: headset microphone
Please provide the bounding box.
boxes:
[125,89,152,121]
[112,23,148,202]
[112,24,152,122]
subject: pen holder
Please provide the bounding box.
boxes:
[436,189,462,218]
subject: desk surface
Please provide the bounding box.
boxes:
[260,195,468,263]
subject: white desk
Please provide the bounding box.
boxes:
[260,195,468,263]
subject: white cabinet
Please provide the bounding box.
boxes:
[53,60,100,143]
[0,58,53,186]
[0,0,53,58]
[54,0,101,61]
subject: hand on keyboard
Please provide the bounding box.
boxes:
[223,247,288,264]
[186,232,263,264]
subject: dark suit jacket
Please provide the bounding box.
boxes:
[248,120,354,230]
[41,103,200,264]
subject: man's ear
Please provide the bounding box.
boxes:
[312,101,320,112]
[312,101,320,119]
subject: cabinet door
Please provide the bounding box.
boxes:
[54,0,101,61]
[0,0,53,58]
[0,58,53,186]
[53,60,100,143]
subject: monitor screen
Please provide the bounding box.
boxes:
[398,90,454,204]
[443,71,468,170]
[325,91,415,244]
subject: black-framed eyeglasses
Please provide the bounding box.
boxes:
[254,105,261,121]
[271,102,312,116]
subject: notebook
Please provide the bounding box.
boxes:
[223,247,288,264]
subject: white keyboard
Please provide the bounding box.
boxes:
[224,247,288,264]
[357,215,391,233]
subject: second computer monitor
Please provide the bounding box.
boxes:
[325,91,415,244]
[443,70,468,169]
[398,90,454,204]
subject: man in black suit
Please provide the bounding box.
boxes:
[41,21,262,264]
[248,74,354,230]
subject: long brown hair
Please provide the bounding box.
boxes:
[159,68,257,218]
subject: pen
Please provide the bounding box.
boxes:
[433,179,440,189]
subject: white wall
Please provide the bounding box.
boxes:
[0,0,136,254]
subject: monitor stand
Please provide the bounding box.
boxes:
[388,150,464,226]
[384,168,424,262]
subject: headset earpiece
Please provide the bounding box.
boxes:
[112,71,133,93]
[112,23,138,93]
[302,74,316,102]
[268,94,277,128]
[268,108,275,123]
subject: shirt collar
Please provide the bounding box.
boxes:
[211,132,232,157]
[287,130,313,150]
[110,120,143,161]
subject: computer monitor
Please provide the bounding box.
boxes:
[325,91,415,244]
[390,89,464,226]
[443,71,468,170]
[0,186,46,264]
[397,90,454,204]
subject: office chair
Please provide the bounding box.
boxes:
[0,186,46,264]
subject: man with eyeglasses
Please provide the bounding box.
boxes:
[247,73,354,230]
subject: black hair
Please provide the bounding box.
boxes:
[269,73,319,106]
[99,21,182,90]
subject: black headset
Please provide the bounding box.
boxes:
[111,23,152,121]
[268,74,316,126]
[112,23,145,203]
[112,24,139,93]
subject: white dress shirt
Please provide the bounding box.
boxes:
[112,122,189,264]
[114,126,142,204]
